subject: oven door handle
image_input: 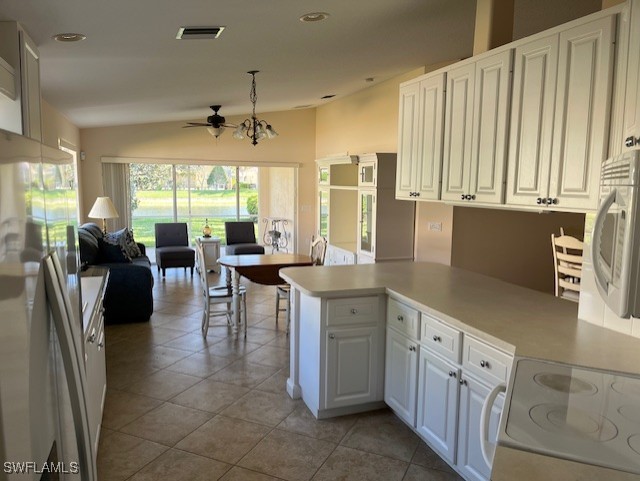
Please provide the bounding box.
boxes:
[592,189,617,294]
[480,382,506,468]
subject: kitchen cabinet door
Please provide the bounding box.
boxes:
[442,62,475,202]
[396,81,421,199]
[19,30,41,141]
[548,16,615,210]
[469,50,513,204]
[457,374,504,481]
[396,73,445,200]
[384,328,418,426]
[416,347,459,464]
[622,0,640,152]
[506,34,559,207]
[357,189,376,258]
[325,326,379,409]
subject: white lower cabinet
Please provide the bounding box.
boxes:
[457,374,505,481]
[416,347,459,464]
[326,325,380,409]
[384,328,418,426]
[384,297,513,481]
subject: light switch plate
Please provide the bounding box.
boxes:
[428,222,442,232]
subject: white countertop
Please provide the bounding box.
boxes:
[280,261,640,481]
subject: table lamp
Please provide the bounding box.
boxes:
[88,196,119,233]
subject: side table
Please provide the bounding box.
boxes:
[195,236,221,273]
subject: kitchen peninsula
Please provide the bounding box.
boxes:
[280,261,640,481]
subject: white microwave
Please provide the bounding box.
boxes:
[592,149,640,318]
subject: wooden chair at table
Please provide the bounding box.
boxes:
[276,236,327,334]
[196,241,248,337]
[551,228,584,303]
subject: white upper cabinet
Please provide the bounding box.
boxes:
[506,34,559,207]
[469,50,513,204]
[507,16,615,210]
[621,0,640,152]
[396,73,445,200]
[442,50,513,204]
[442,63,475,202]
[19,30,41,142]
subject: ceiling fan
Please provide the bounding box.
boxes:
[183,105,237,138]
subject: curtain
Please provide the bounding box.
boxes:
[102,163,131,231]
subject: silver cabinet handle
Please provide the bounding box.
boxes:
[329,333,335,339]
[459,378,468,386]
[350,308,358,315]
[397,315,404,322]
[449,371,457,378]
[480,360,490,368]
[88,328,96,344]
[432,335,441,342]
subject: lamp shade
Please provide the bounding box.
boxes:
[88,197,119,220]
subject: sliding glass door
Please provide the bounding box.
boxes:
[130,163,258,245]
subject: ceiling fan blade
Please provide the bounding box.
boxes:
[183,122,210,128]
[221,122,238,128]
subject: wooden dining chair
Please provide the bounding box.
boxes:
[276,236,327,333]
[551,228,584,302]
[196,241,248,337]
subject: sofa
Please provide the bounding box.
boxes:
[78,223,154,323]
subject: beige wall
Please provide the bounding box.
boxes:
[315,68,425,158]
[258,167,296,251]
[451,207,585,293]
[79,108,316,250]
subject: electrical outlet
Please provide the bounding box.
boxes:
[428,222,442,232]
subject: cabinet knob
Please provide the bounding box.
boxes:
[461,194,465,200]
[536,197,542,205]
[470,194,476,201]
[449,371,457,378]
[625,136,639,148]
[550,198,558,205]
[350,308,358,315]
[432,335,441,342]
[397,315,404,322]
[415,192,420,197]
[480,360,490,368]
[459,378,468,386]
[329,333,335,339]
[409,345,416,352]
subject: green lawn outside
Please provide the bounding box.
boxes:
[130,188,258,246]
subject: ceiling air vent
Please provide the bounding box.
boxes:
[176,26,225,40]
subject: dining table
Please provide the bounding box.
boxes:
[217,253,314,331]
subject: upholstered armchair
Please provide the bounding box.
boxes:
[224,221,265,255]
[155,223,195,277]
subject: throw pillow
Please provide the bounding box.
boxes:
[97,237,131,263]
[123,228,143,258]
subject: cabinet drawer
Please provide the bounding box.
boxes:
[421,313,462,363]
[462,336,513,385]
[387,298,419,339]
[326,296,379,327]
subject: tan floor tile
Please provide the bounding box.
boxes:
[176,415,271,464]
[171,379,251,413]
[156,303,202,317]
[266,333,291,348]
[125,369,201,400]
[402,463,464,481]
[312,446,408,481]
[97,431,167,481]
[239,429,335,481]
[278,405,358,443]
[158,314,203,332]
[204,338,263,360]
[253,315,289,333]
[106,360,159,390]
[120,402,213,446]
[341,409,420,462]
[254,369,289,394]
[411,442,457,474]
[102,389,163,430]
[165,351,233,378]
[244,327,281,345]
[128,448,231,480]
[244,345,290,369]
[208,360,279,388]
[162,331,223,351]
[219,466,284,481]
[221,390,299,427]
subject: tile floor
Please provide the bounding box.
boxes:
[99,266,464,481]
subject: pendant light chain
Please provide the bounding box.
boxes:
[232,70,278,146]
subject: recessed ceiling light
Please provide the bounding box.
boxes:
[52,33,86,42]
[321,95,335,99]
[300,12,330,22]
[365,77,375,83]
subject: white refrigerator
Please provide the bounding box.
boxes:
[0,129,95,480]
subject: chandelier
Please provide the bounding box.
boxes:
[233,71,278,146]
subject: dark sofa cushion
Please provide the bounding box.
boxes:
[225,243,265,255]
[98,237,131,263]
[78,228,99,265]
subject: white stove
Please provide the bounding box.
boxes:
[498,357,640,475]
